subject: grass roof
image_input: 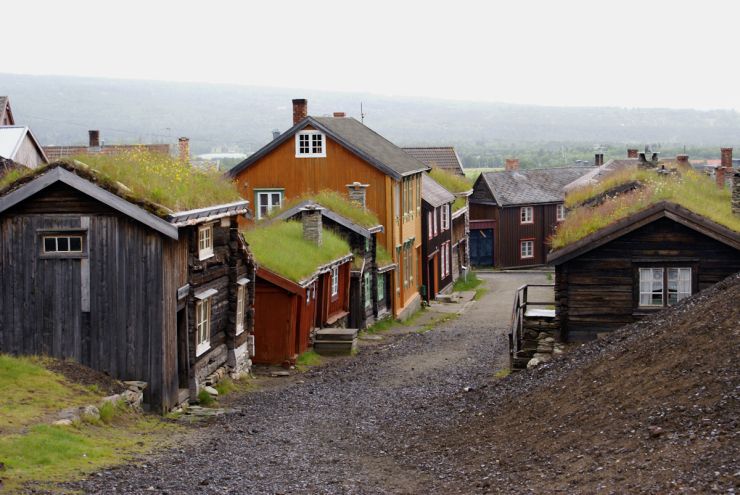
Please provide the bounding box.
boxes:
[429,167,472,212]
[376,244,393,268]
[0,152,242,214]
[272,190,381,228]
[244,221,351,283]
[551,169,740,249]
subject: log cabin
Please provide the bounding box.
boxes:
[469,162,594,268]
[227,99,429,320]
[548,167,740,342]
[0,159,255,412]
[421,174,455,300]
[244,210,353,366]
[270,192,394,329]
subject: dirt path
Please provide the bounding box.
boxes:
[64,272,551,495]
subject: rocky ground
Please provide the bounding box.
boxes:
[55,271,738,494]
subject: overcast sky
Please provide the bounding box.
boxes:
[4,0,738,110]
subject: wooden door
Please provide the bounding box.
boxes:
[253,286,297,364]
[38,257,82,360]
[470,229,494,266]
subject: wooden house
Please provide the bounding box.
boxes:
[469,164,594,268]
[421,174,455,300]
[0,160,255,412]
[245,211,353,365]
[228,99,429,320]
[548,171,740,342]
[403,146,465,176]
[0,126,49,169]
[0,96,16,126]
[271,194,394,329]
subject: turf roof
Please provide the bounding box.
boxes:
[244,221,352,283]
[271,190,381,228]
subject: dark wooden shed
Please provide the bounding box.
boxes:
[548,202,740,341]
[0,162,255,412]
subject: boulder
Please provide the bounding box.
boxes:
[526,357,542,369]
[203,385,219,396]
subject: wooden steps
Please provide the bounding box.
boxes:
[313,328,358,356]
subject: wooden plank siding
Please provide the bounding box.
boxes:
[421,202,453,300]
[555,217,740,341]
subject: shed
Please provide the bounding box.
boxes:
[0,160,255,412]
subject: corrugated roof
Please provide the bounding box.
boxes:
[482,166,595,206]
[403,147,465,176]
[422,174,455,208]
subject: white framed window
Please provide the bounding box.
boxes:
[433,208,438,236]
[42,234,84,254]
[255,189,283,219]
[639,267,691,307]
[331,265,339,297]
[377,273,385,301]
[446,242,451,276]
[235,283,246,335]
[295,130,326,157]
[428,212,433,239]
[441,205,450,231]
[520,206,533,224]
[198,225,214,260]
[520,240,534,259]
[364,271,372,309]
[556,204,566,222]
[195,298,212,356]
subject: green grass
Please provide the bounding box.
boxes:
[296,350,323,367]
[464,167,502,182]
[452,272,483,292]
[415,313,458,334]
[214,378,236,396]
[244,221,351,282]
[473,288,488,301]
[197,389,215,406]
[493,368,511,379]
[0,355,102,434]
[429,167,473,212]
[362,316,397,335]
[272,189,381,228]
[376,245,393,267]
[553,170,740,249]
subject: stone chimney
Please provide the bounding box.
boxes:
[627,148,639,158]
[272,129,281,141]
[333,112,346,118]
[732,170,740,215]
[676,154,689,167]
[300,205,324,246]
[594,153,604,167]
[505,158,519,171]
[346,182,370,208]
[178,137,190,162]
[88,130,100,148]
[292,98,308,125]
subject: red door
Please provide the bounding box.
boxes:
[253,286,297,365]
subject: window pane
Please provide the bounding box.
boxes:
[44,237,56,252]
[271,193,281,206]
[69,237,82,252]
[57,237,69,251]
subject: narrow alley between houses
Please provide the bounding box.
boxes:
[65,272,550,495]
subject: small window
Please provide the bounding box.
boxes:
[377,273,385,301]
[42,235,84,254]
[520,240,534,259]
[556,204,566,222]
[331,265,339,297]
[639,267,691,307]
[198,225,214,260]
[520,207,533,224]
[433,208,438,236]
[235,284,246,335]
[255,190,283,219]
[195,298,212,356]
[295,131,326,157]
[427,212,433,239]
[441,205,450,231]
[364,271,372,309]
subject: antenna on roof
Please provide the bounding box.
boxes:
[360,102,365,124]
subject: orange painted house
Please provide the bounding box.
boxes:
[228,99,428,319]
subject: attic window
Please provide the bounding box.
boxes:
[43,235,84,254]
[295,131,326,158]
[198,224,214,260]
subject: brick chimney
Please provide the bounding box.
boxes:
[505,158,519,171]
[721,147,733,171]
[732,170,740,215]
[300,205,324,246]
[716,165,725,189]
[594,153,604,167]
[178,137,190,162]
[333,112,346,118]
[292,99,308,125]
[88,130,100,148]
[627,149,639,158]
[346,182,369,208]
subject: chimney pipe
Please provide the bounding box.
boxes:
[88,130,100,148]
[292,98,308,125]
[594,153,604,167]
[300,205,324,246]
[178,137,190,162]
[333,112,346,118]
[627,148,639,158]
[272,129,281,141]
[346,182,370,208]
[505,158,519,172]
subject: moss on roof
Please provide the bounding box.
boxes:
[273,190,381,228]
[428,167,472,211]
[244,221,351,283]
[551,169,740,250]
[376,244,393,268]
[0,152,242,215]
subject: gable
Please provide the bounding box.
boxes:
[470,174,496,204]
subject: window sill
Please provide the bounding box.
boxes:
[235,326,244,336]
[295,153,326,158]
[198,251,214,261]
[196,342,211,357]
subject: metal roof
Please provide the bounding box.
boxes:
[0,126,48,165]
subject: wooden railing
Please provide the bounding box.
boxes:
[509,284,555,358]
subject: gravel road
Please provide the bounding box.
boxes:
[65,272,548,495]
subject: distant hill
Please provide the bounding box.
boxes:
[3,73,740,160]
